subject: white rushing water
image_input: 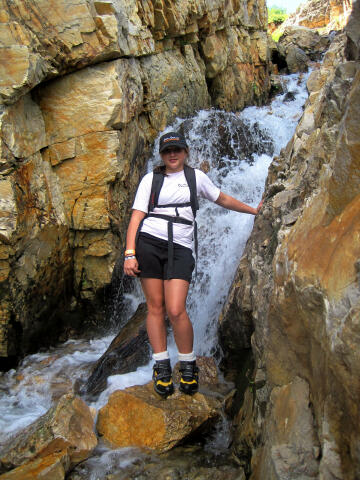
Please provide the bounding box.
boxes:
[0,72,309,444]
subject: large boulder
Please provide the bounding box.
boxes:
[96,357,231,452]
[271,26,331,73]
[0,394,97,475]
[279,26,330,60]
[284,44,310,73]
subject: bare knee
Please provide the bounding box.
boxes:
[147,302,165,318]
[167,305,187,323]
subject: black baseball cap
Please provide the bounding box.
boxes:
[159,131,188,153]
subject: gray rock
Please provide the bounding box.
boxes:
[83,303,150,398]
[285,45,309,73]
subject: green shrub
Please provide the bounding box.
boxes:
[268,6,288,25]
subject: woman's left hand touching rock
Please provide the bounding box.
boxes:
[255,199,263,215]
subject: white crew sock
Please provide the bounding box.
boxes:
[152,350,170,362]
[178,351,196,362]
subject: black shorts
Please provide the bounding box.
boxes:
[136,233,195,283]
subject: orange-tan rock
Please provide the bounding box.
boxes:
[0,0,269,107]
[97,381,221,452]
[0,394,97,475]
[0,0,121,105]
[0,451,68,480]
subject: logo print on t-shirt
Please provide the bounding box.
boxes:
[178,183,188,187]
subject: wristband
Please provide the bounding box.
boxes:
[125,249,135,256]
[124,255,136,260]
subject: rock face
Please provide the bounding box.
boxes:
[220,4,360,479]
[0,0,270,363]
[282,0,353,32]
[270,0,354,74]
[0,393,97,477]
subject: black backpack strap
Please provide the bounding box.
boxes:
[183,165,199,279]
[148,171,165,213]
[183,165,199,218]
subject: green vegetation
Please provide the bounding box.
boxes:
[268,6,288,42]
[268,6,288,25]
[272,28,284,42]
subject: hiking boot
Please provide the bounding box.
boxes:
[152,359,174,398]
[179,360,199,395]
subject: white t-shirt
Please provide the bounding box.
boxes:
[132,169,221,249]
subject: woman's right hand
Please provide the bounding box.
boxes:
[124,258,140,277]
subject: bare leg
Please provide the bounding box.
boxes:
[140,278,166,354]
[164,279,193,353]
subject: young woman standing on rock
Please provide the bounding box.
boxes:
[124,132,262,398]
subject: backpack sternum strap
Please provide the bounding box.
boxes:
[147,213,193,225]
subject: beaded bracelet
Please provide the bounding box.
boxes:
[125,249,136,255]
[124,255,136,260]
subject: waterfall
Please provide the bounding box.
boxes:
[0,72,309,445]
[149,73,309,359]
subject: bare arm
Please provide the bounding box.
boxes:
[215,192,263,215]
[124,209,146,276]
[126,209,146,250]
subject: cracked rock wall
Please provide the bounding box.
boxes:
[220,3,360,479]
[0,0,269,361]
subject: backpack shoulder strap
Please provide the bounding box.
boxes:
[184,165,199,218]
[148,171,165,212]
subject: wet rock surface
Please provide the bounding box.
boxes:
[68,444,244,480]
[0,393,97,476]
[181,112,274,166]
[0,451,68,480]
[83,303,150,398]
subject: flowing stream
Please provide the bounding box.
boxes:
[0,72,309,474]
